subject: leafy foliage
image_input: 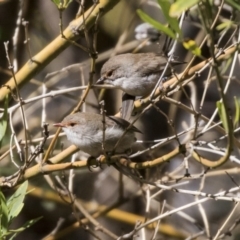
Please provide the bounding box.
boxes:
[51,0,72,10]
[183,39,202,57]
[217,101,229,133]
[157,0,181,36]
[0,181,41,239]
[169,0,201,17]
[234,97,240,127]
[137,9,177,39]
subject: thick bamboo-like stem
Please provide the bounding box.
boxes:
[134,45,239,112]
[29,185,186,239]
[0,0,120,103]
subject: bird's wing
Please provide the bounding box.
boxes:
[107,115,142,133]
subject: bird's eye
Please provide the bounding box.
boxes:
[106,70,113,77]
[69,123,76,127]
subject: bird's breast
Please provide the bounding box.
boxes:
[119,75,159,96]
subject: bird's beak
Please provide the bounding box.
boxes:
[96,77,105,84]
[53,123,64,127]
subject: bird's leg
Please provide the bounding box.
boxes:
[104,152,115,166]
[121,93,135,120]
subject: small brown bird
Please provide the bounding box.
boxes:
[53,112,141,157]
[97,53,182,120]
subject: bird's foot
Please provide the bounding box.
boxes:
[87,156,101,171]
[125,148,132,155]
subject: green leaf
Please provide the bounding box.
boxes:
[183,39,202,57]
[226,0,240,11]
[8,217,42,240]
[234,97,240,127]
[217,101,229,132]
[216,20,233,31]
[170,0,200,17]
[9,217,42,235]
[0,191,9,236]
[51,0,72,10]
[157,0,181,37]
[7,181,28,223]
[0,95,8,143]
[137,9,176,39]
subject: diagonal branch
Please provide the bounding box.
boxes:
[0,0,120,103]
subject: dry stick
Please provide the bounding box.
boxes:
[42,50,96,164]
[192,1,234,169]
[1,3,232,173]
[5,124,50,187]
[184,81,198,139]
[218,213,240,238]
[0,1,120,187]
[213,202,239,240]
[151,103,181,145]
[5,153,240,202]
[58,2,99,53]
[1,13,104,163]
[0,0,120,103]
[131,126,193,158]
[0,91,238,185]
[134,44,238,113]
[92,8,101,58]
[151,200,166,240]
[2,60,239,186]
[163,96,239,168]
[202,39,240,134]
[12,0,23,72]
[121,182,226,240]
[0,145,181,186]
[170,0,225,90]
[2,48,239,185]
[76,0,85,18]
[43,9,98,165]
[46,205,182,240]
[31,186,186,240]
[173,1,230,148]
[8,111,22,166]
[74,200,118,240]
[4,42,28,162]
[22,20,33,62]
[100,100,107,157]
[133,44,239,112]
[196,174,210,238]
[0,146,79,186]
[163,97,226,138]
[55,180,106,240]
[1,57,96,184]
[133,45,240,168]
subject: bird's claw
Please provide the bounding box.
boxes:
[87,156,99,172]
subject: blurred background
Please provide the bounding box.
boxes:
[0,0,240,239]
